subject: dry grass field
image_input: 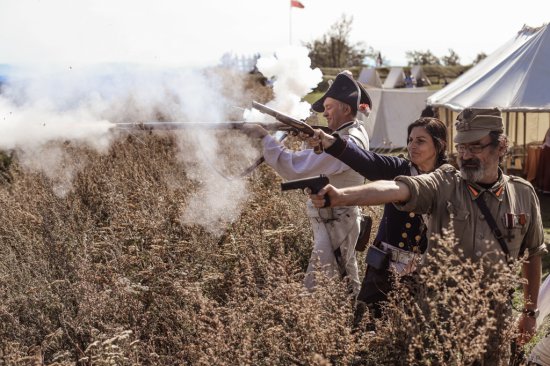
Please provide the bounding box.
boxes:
[0,131,531,365]
[0,74,545,365]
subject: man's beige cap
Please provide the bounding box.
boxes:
[454,107,503,144]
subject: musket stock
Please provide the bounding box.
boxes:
[251,101,324,154]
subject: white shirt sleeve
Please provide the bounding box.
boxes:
[261,135,351,180]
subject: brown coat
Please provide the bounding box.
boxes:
[393,164,546,262]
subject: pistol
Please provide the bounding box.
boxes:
[281,175,330,207]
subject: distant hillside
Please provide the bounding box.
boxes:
[317,65,471,91]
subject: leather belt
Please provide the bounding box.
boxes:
[380,242,417,265]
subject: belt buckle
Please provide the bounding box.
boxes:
[396,250,411,265]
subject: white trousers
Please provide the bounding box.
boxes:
[304,201,361,296]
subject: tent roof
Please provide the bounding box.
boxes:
[428,24,550,112]
[358,67,382,88]
[382,67,405,89]
[359,88,434,149]
[411,65,431,85]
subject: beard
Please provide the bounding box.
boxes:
[459,157,486,182]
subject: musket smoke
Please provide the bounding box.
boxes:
[0,50,321,233]
[243,46,322,121]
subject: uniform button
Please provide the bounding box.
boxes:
[412,245,419,252]
[415,235,421,242]
[399,242,405,248]
[409,212,415,218]
[479,214,485,220]
[405,223,412,229]
[475,251,482,257]
[402,233,408,238]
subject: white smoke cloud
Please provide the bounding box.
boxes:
[0,49,321,231]
[0,64,236,199]
[176,130,251,236]
[243,46,322,122]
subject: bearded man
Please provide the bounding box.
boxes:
[309,108,546,362]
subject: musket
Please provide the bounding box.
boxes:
[113,121,331,134]
[113,121,289,131]
[251,101,324,154]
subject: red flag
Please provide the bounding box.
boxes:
[290,0,304,8]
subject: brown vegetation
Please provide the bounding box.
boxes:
[0,71,532,365]
[0,128,524,365]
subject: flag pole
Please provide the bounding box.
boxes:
[289,1,292,45]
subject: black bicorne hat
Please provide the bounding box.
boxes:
[311,71,372,113]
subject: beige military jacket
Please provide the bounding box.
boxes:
[393,164,546,262]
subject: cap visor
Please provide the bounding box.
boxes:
[454,130,491,144]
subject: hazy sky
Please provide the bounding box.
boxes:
[0,0,549,67]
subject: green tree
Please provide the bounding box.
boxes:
[405,50,440,66]
[473,52,488,65]
[304,14,370,68]
[441,49,461,66]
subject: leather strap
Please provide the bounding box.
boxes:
[474,192,510,259]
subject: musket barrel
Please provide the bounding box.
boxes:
[113,121,288,131]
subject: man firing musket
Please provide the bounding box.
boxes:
[241,71,372,297]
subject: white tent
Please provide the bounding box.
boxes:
[411,65,431,86]
[428,24,550,156]
[428,24,550,111]
[382,67,405,89]
[358,67,383,88]
[359,88,435,150]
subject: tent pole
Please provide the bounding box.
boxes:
[515,113,519,146]
[504,112,514,174]
[505,112,510,136]
[523,112,527,166]
[447,108,453,152]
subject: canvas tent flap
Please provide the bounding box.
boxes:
[428,24,550,112]
[358,67,383,88]
[411,65,431,86]
[382,67,405,89]
[358,88,435,149]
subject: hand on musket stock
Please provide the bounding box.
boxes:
[306,129,337,150]
[251,101,324,154]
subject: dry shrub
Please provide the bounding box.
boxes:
[0,131,525,365]
[357,228,523,366]
[0,132,352,365]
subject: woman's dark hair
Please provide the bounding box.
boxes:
[407,117,448,167]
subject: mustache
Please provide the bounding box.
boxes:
[460,158,481,168]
